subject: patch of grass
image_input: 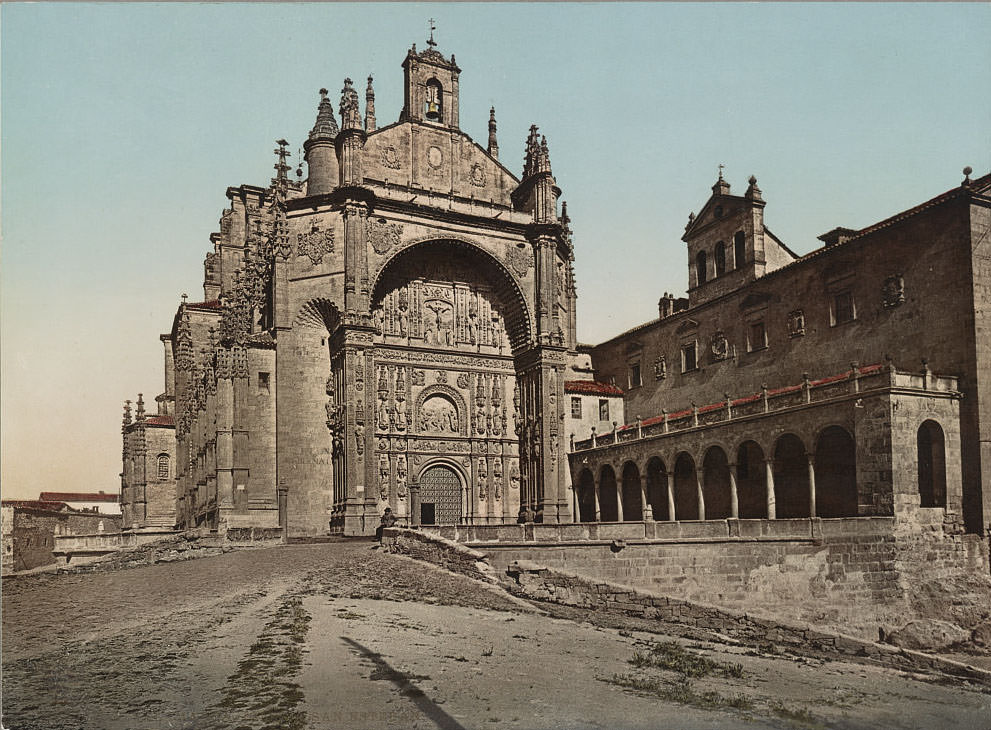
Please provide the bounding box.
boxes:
[336,609,366,620]
[769,701,821,727]
[606,673,752,712]
[481,646,494,657]
[630,641,744,679]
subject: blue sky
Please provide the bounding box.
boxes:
[2,3,990,499]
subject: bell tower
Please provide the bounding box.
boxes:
[400,22,460,129]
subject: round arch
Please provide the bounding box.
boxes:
[815,425,858,517]
[370,238,533,354]
[598,465,619,522]
[576,469,596,522]
[917,420,947,508]
[415,459,468,525]
[645,456,669,521]
[702,446,732,519]
[735,440,766,518]
[673,452,699,520]
[621,461,643,522]
[294,297,342,333]
[773,433,810,518]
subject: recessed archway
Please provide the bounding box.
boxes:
[621,462,643,522]
[815,426,858,517]
[673,452,699,520]
[702,446,732,520]
[918,420,947,508]
[773,434,810,518]
[576,469,596,522]
[646,456,669,520]
[599,465,619,522]
[736,440,766,518]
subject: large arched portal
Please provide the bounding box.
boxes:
[418,464,464,525]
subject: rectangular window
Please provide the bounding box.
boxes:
[598,399,610,422]
[570,397,582,419]
[628,362,642,389]
[258,372,271,393]
[832,291,856,325]
[681,342,698,373]
[748,321,767,351]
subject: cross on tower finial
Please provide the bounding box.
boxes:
[427,18,437,48]
[718,163,725,180]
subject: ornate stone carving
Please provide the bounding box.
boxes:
[882,274,905,308]
[435,369,448,384]
[456,372,471,389]
[788,309,806,337]
[710,331,729,361]
[509,460,520,490]
[506,245,531,278]
[396,455,408,497]
[369,220,403,255]
[378,454,389,500]
[382,145,401,170]
[427,145,443,169]
[653,356,667,380]
[355,424,365,455]
[411,369,426,386]
[493,458,503,501]
[419,394,459,434]
[477,458,488,500]
[468,162,486,187]
[296,226,335,265]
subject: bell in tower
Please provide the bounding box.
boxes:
[424,79,443,121]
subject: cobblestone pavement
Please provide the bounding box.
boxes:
[3,541,990,730]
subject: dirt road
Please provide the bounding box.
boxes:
[2,541,989,729]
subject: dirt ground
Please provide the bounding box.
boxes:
[2,541,989,730]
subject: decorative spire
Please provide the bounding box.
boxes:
[308,88,339,141]
[339,78,361,130]
[175,308,194,372]
[745,174,763,201]
[523,125,542,179]
[427,18,437,49]
[365,76,376,132]
[712,165,731,195]
[561,200,572,247]
[122,400,133,431]
[539,136,551,174]
[135,393,146,421]
[273,139,291,196]
[487,106,499,160]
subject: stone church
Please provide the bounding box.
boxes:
[120,37,991,550]
[122,39,581,536]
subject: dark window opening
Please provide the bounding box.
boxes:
[629,363,642,388]
[833,291,855,325]
[598,399,609,422]
[695,251,708,285]
[715,242,727,277]
[918,420,947,508]
[258,372,271,393]
[570,397,582,419]
[682,343,698,372]
[749,321,767,351]
[734,231,746,269]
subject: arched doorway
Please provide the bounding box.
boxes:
[419,464,463,525]
[576,469,596,522]
[815,426,858,517]
[673,453,699,520]
[621,462,643,521]
[736,440,766,518]
[918,420,946,508]
[773,434,809,518]
[646,457,669,520]
[599,466,619,522]
[702,446,732,519]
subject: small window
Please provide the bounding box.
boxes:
[715,242,727,277]
[748,321,767,352]
[695,251,708,285]
[832,291,856,325]
[570,397,582,419]
[598,399,610,422]
[682,342,698,373]
[628,363,642,389]
[157,454,170,479]
[734,232,746,269]
[258,372,271,393]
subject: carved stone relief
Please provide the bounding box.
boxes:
[369,220,403,255]
[653,356,667,380]
[882,274,905,308]
[505,245,531,278]
[788,309,806,337]
[419,394,460,434]
[296,225,335,265]
[710,331,729,361]
[381,145,401,170]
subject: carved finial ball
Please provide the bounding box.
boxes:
[319,88,328,98]
[749,175,757,185]
[964,166,973,176]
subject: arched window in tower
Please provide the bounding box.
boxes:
[424,79,443,121]
[157,454,170,480]
[714,242,727,277]
[695,250,708,285]
[734,231,746,269]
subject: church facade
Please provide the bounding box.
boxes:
[130,41,580,537]
[121,38,991,550]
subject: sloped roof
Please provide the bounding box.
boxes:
[565,380,624,396]
[39,491,119,503]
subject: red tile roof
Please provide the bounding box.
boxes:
[187,299,221,310]
[565,380,624,397]
[39,492,119,503]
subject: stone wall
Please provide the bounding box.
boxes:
[505,561,991,686]
[382,528,496,584]
[468,518,989,641]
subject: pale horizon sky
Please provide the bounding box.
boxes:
[3,3,990,500]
